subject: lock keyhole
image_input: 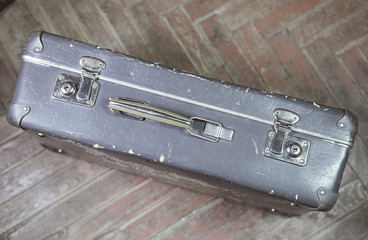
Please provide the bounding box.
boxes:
[59,81,76,96]
[286,142,302,158]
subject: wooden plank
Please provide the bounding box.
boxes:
[68,0,122,50]
[151,198,249,240]
[149,0,181,14]
[30,0,89,41]
[339,46,368,100]
[254,0,324,39]
[0,99,5,115]
[118,189,213,240]
[47,180,176,239]
[304,39,368,145]
[0,43,18,108]
[323,10,368,53]
[0,150,73,205]
[253,179,368,239]
[0,159,108,235]
[94,0,159,62]
[6,170,145,240]
[234,23,299,96]
[0,133,44,175]
[219,0,291,31]
[348,136,368,189]
[199,15,266,89]
[0,115,24,148]
[289,0,367,47]
[163,7,230,81]
[308,200,368,240]
[183,0,227,21]
[203,207,288,240]
[128,1,194,72]
[204,179,367,239]
[269,31,335,105]
[0,0,44,68]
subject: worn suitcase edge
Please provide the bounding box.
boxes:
[6,31,359,215]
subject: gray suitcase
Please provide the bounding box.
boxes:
[7,32,358,215]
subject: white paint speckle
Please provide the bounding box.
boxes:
[69,44,73,47]
[93,144,104,149]
[313,102,321,108]
[130,72,134,76]
[292,98,296,101]
[261,67,267,74]
[128,149,134,154]
[252,138,259,155]
[159,154,165,163]
[285,96,288,98]
[187,89,191,93]
[236,102,240,106]
[295,194,299,200]
[324,108,329,111]
[112,145,116,149]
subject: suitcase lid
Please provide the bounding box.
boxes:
[19,32,358,147]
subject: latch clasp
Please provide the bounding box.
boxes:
[52,56,105,107]
[264,109,310,166]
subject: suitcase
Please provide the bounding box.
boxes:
[7,32,358,215]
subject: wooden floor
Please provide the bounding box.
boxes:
[1,0,368,239]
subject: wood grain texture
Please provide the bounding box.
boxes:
[46,180,176,240]
[0,150,72,206]
[0,159,108,235]
[0,115,23,146]
[0,133,44,175]
[308,200,368,240]
[7,170,144,240]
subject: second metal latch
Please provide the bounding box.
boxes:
[264,109,310,166]
[52,56,105,107]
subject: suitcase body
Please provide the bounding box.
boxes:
[7,32,358,215]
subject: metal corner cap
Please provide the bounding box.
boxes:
[316,187,338,211]
[24,31,44,54]
[7,102,31,127]
[337,109,358,133]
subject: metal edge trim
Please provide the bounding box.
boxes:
[21,55,353,147]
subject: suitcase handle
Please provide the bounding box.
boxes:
[107,98,234,142]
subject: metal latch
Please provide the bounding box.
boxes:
[264,109,310,166]
[52,56,105,107]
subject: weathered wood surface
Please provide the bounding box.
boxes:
[0,0,367,239]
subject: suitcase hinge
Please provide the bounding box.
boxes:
[264,109,310,166]
[52,56,105,107]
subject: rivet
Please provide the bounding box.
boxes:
[53,91,59,97]
[303,142,308,147]
[87,100,93,105]
[57,149,63,153]
[265,148,270,154]
[58,75,65,80]
[275,111,280,115]
[269,132,275,138]
[23,106,28,111]
[92,82,98,89]
[35,47,40,52]
[320,190,325,195]
[299,159,305,164]
[339,123,344,128]
[271,208,275,212]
